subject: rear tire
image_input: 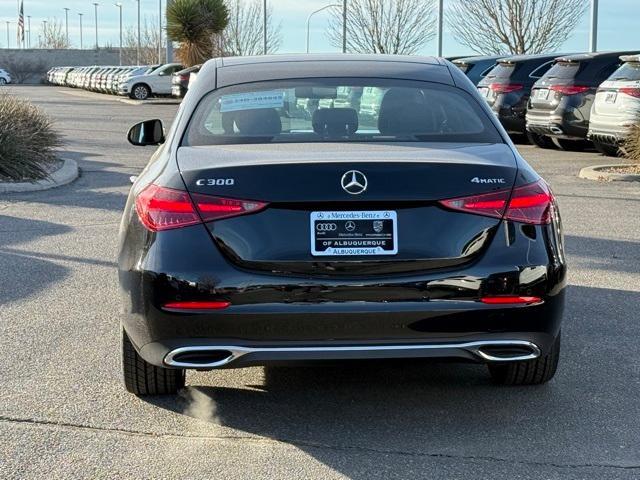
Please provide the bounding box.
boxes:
[527,132,555,149]
[552,138,591,151]
[593,141,620,157]
[130,83,151,100]
[0,78,6,85]
[122,328,185,395]
[488,333,560,386]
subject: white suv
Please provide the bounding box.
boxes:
[118,63,184,100]
[0,68,12,85]
[588,55,640,156]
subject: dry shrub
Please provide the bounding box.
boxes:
[624,125,640,162]
[0,93,61,181]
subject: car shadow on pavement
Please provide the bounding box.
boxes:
[0,216,73,304]
[565,235,640,274]
[140,284,640,477]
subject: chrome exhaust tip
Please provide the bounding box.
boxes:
[165,348,237,368]
[549,126,564,135]
[473,341,541,362]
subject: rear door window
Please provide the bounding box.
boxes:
[529,61,554,79]
[609,62,640,81]
[484,63,516,80]
[544,62,580,80]
[183,79,504,146]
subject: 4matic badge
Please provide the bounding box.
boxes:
[470,177,506,184]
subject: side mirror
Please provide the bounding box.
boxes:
[127,119,165,146]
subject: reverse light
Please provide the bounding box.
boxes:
[619,87,640,98]
[163,301,231,311]
[480,296,542,305]
[490,83,524,94]
[549,84,590,95]
[439,179,554,225]
[135,184,267,231]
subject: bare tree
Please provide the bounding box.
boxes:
[122,17,164,65]
[214,0,282,56]
[38,19,69,49]
[448,0,588,55]
[326,0,436,55]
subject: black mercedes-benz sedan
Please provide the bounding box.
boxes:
[119,54,566,395]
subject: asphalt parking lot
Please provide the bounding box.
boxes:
[1,85,639,479]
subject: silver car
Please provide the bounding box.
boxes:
[588,55,640,156]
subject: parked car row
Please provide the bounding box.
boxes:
[453,50,640,155]
[46,63,184,100]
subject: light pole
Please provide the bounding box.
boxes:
[64,7,70,47]
[166,0,173,62]
[135,0,141,64]
[306,4,340,54]
[27,15,31,48]
[263,0,267,54]
[436,0,443,56]
[78,13,83,49]
[342,0,346,53]
[115,3,123,65]
[93,3,99,49]
[589,0,598,52]
[5,22,9,49]
[158,0,162,63]
[42,20,47,47]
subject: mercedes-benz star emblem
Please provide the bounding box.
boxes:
[341,170,368,195]
[345,221,356,232]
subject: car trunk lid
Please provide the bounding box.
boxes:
[177,143,517,276]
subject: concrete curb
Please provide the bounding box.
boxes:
[579,164,640,182]
[0,158,79,194]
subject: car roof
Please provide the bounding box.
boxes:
[202,54,453,90]
[555,51,640,62]
[498,53,570,64]
[453,55,505,65]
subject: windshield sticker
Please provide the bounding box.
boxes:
[219,90,285,113]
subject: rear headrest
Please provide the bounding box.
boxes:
[312,108,359,137]
[222,108,282,136]
[378,88,435,136]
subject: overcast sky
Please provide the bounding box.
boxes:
[0,0,638,55]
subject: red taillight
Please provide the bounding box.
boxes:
[193,194,267,222]
[490,83,524,94]
[619,87,640,98]
[163,301,231,311]
[135,184,267,231]
[480,296,542,305]
[505,180,553,224]
[179,74,189,82]
[550,84,590,95]
[439,189,510,220]
[439,179,554,225]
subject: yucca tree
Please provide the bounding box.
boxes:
[167,0,229,66]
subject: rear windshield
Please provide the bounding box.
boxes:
[183,79,503,145]
[609,62,640,81]
[484,63,516,80]
[543,62,580,80]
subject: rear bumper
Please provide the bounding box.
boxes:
[492,97,528,134]
[526,108,588,140]
[154,337,546,369]
[119,213,567,369]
